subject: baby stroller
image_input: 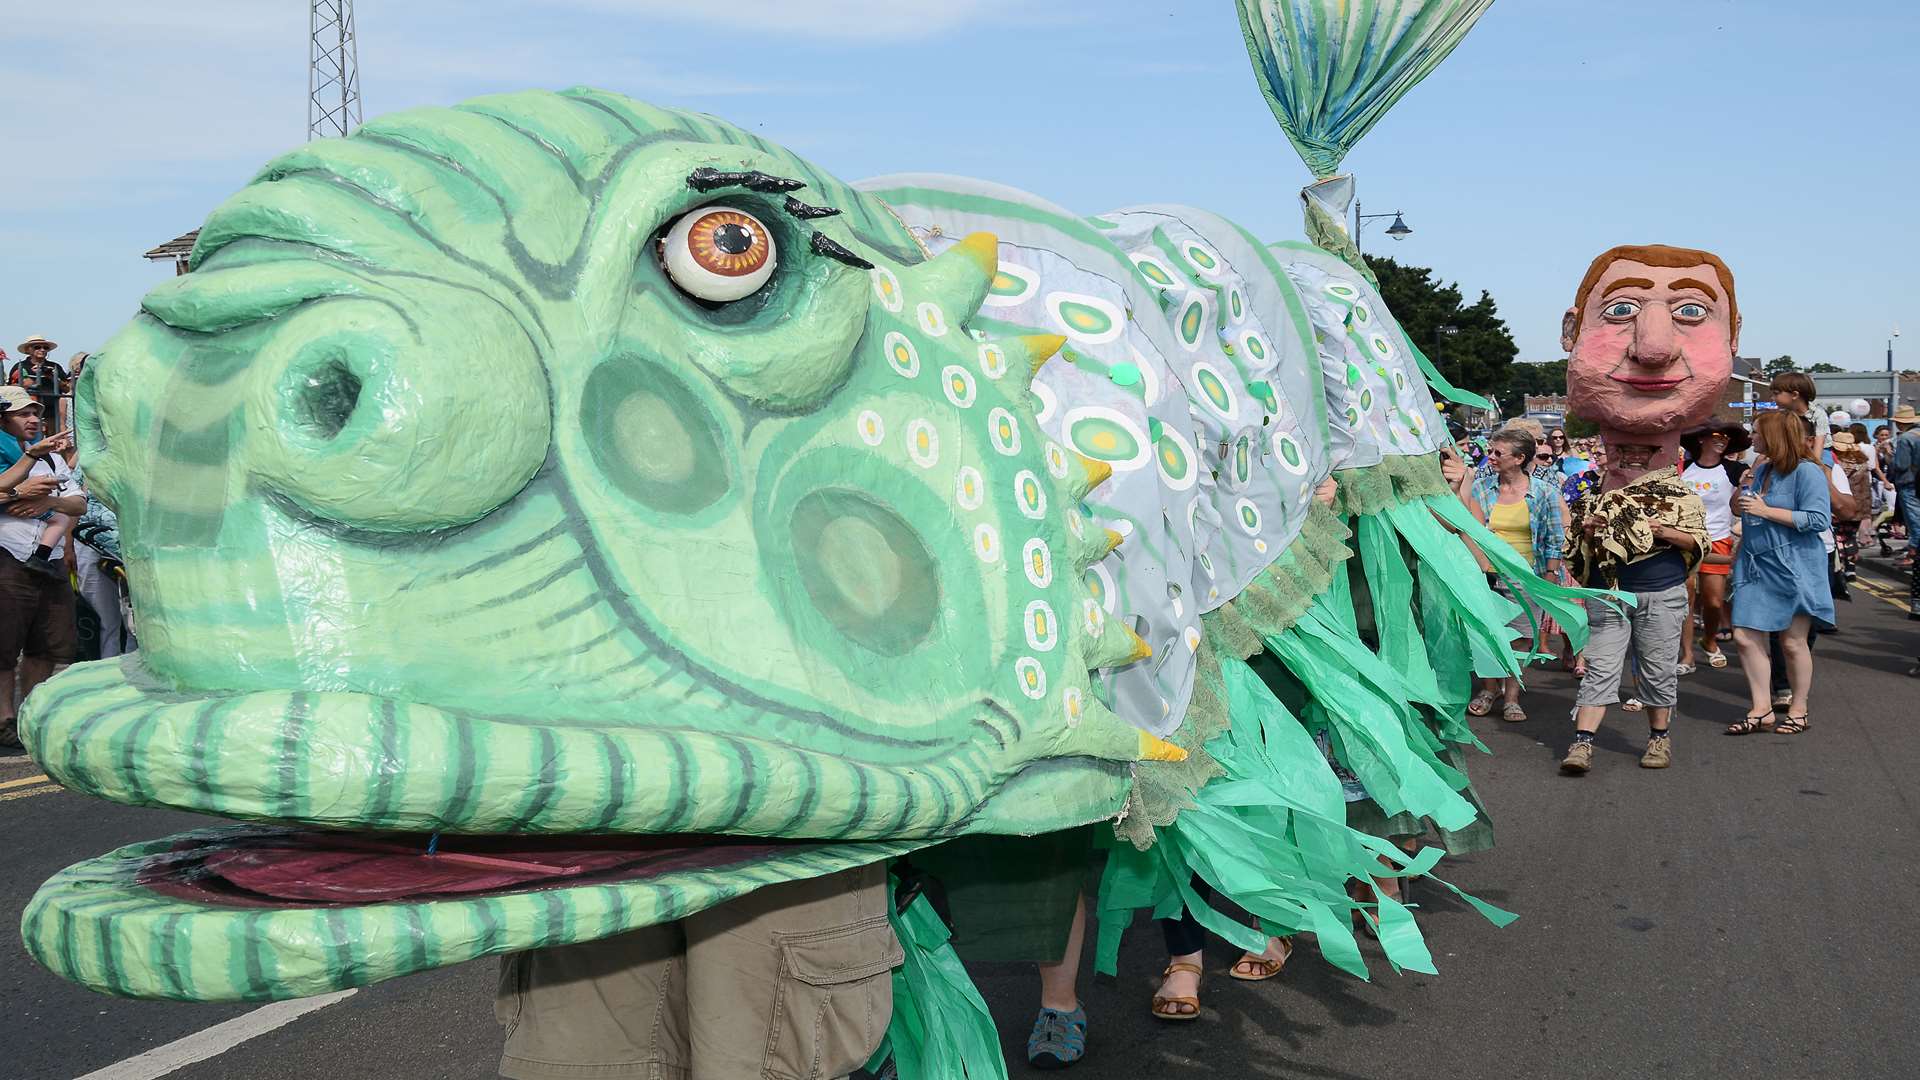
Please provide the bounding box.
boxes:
[71,513,135,662]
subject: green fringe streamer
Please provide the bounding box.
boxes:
[1422,492,1632,655]
[866,886,1009,1080]
[1113,501,1354,850]
[1095,656,1515,980]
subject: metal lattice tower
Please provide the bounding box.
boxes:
[308,0,362,139]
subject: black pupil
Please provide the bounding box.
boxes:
[712,222,754,255]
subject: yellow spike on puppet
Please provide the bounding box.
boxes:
[1007,334,1066,396]
[1102,528,1125,555]
[1063,699,1188,764]
[1085,615,1152,669]
[1069,453,1113,500]
[1137,730,1189,763]
[904,231,999,323]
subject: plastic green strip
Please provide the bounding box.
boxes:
[867,886,1009,1080]
[1093,658,1509,980]
[1422,494,1632,651]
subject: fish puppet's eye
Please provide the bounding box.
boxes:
[660,205,777,302]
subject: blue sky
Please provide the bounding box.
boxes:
[5,1,1915,372]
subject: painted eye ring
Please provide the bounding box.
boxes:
[1602,300,1639,318]
[660,205,777,302]
[1674,302,1709,319]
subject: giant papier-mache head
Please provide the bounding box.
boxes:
[1562,244,1739,487]
[22,90,1189,998]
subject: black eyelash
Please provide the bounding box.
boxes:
[810,232,873,271]
[782,196,842,220]
[686,167,806,193]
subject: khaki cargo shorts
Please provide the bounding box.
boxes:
[496,861,899,1080]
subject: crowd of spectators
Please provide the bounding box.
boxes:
[1443,373,1920,772]
[0,336,130,753]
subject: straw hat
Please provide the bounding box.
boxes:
[1893,405,1920,426]
[1831,430,1858,449]
[16,334,56,353]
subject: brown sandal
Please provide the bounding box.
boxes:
[1150,961,1204,1021]
[1228,938,1293,981]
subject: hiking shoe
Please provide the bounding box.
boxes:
[1640,733,1673,769]
[1028,1005,1087,1070]
[1560,740,1594,775]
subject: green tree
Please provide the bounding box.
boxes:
[1762,355,1797,378]
[1807,362,1844,374]
[1365,255,1519,404]
[1505,359,1568,398]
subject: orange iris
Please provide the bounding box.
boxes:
[684,210,770,277]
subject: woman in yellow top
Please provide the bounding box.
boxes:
[1450,427,1569,721]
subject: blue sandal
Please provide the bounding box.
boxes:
[1027,1004,1087,1069]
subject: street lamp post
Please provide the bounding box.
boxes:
[1889,326,1901,419]
[1352,201,1412,255]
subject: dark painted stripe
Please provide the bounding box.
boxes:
[97,907,128,997]
[529,590,602,632]
[600,884,630,936]
[241,912,271,999]
[447,555,587,618]
[156,912,188,1000]
[114,704,162,804]
[510,727,560,829]
[58,907,80,989]
[274,694,312,820]
[837,763,872,839]
[656,734,694,832]
[874,769,915,837]
[475,899,505,955]
[323,909,354,987]
[522,624,622,665]
[540,892,566,948]
[440,716,480,827]
[439,521,569,582]
[184,698,224,813]
[402,905,431,973]
[368,698,401,825]
[454,107,590,191]
[717,735,757,830]
[776,750,822,835]
[57,705,125,797]
[588,731,630,831]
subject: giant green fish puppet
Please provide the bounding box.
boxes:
[23,4,1582,1026]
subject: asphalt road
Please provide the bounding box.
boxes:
[7,561,1918,1080]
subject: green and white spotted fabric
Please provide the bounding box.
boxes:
[1275,242,1448,468]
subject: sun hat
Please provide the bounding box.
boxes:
[1680,420,1751,458]
[1831,430,1858,449]
[1892,405,1920,426]
[0,386,45,414]
[16,334,57,353]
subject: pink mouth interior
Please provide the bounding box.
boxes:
[137,830,794,907]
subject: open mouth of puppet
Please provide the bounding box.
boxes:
[136,827,804,907]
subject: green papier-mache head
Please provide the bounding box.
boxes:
[22,88,1181,1001]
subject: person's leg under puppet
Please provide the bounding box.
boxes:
[1626,583,1687,765]
[497,861,897,1080]
[1565,592,1632,772]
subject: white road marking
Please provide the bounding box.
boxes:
[74,990,357,1080]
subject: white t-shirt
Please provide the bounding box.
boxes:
[1683,461,1738,540]
[0,453,80,563]
[1821,462,1852,553]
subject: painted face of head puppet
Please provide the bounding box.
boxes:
[1562,245,1739,488]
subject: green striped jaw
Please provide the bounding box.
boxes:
[23,90,1179,999]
